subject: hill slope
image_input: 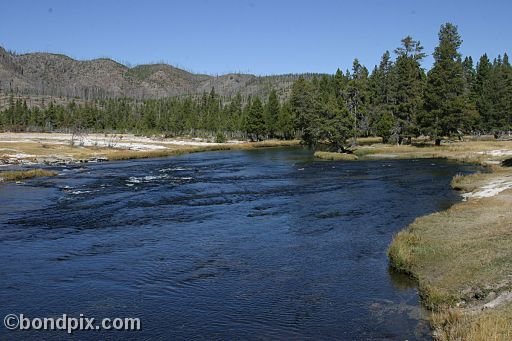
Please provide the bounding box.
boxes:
[0,47,322,101]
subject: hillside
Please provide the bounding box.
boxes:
[0,46,321,103]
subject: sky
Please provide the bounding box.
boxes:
[0,0,510,75]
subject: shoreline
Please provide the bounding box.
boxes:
[3,133,512,337]
[385,160,512,337]
[314,140,512,167]
[0,132,300,182]
[388,169,512,340]
[316,140,512,339]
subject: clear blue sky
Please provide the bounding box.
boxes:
[0,0,510,75]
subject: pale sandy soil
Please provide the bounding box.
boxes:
[463,176,512,199]
[0,132,245,165]
[477,149,512,157]
[0,132,238,150]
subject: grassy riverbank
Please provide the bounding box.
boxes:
[314,138,512,339]
[388,167,512,340]
[355,140,512,165]
[314,139,512,166]
[313,151,358,161]
[0,133,299,182]
[0,169,57,182]
[0,133,300,164]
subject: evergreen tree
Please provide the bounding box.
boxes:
[392,36,426,143]
[333,68,348,98]
[265,89,280,138]
[420,23,467,145]
[482,54,512,133]
[6,92,15,126]
[246,97,266,141]
[369,51,396,142]
[475,54,493,130]
[277,102,294,139]
[502,53,512,130]
[371,51,394,108]
[345,59,369,141]
[290,76,319,147]
[319,89,353,152]
[227,92,243,135]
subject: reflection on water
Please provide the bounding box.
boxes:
[0,148,478,340]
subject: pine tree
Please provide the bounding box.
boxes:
[277,102,294,139]
[475,54,493,130]
[502,53,512,130]
[246,97,266,141]
[345,59,369,142]
[461,56,480,131]
[290,76,319,147]
[420,23,467,145]
[265,89,280,138]
[371,51,394,108]
[490,54,512,133]
[333,68,348,98]
[319,90,353,152]
[6,92,15,126]
[392,36,426,143]
[369,51,396,142]
[227,92,243,135]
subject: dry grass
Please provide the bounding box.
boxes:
[0,169,57,182]
[432,305,512,341]
[314,151,358,161]
[355,140,512,165]
[450,168,511,192]
[0,138,300,163]
[356,136,383,145]
[388,167,512,338]
[451,172,488,192]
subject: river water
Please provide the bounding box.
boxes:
[0,148,478,340]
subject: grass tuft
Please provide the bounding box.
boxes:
[314,151,358,161]
[0,169,57,182]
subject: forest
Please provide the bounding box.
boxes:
[0,23,511,150]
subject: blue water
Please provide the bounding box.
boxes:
[0,148,478,340]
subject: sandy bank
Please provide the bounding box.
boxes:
[0,132,298,167]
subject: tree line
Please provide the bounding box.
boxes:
[0,23,511,149]
[291,23,511,150]
[0,88,294,142]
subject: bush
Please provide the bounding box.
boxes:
[215,133,227,143]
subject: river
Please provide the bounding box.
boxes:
[0,148,478,340]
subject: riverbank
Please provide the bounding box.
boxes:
[0,168,57,182]
[0,132,299,182]
[388,166,512,338]
[315,139,512,167]
[3,133,512,339]
[314,139,512,339]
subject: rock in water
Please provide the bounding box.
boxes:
[502,158,512,167]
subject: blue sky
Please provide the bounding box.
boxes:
[0,0,510,75]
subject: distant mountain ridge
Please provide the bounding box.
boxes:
[0,46,323,101]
